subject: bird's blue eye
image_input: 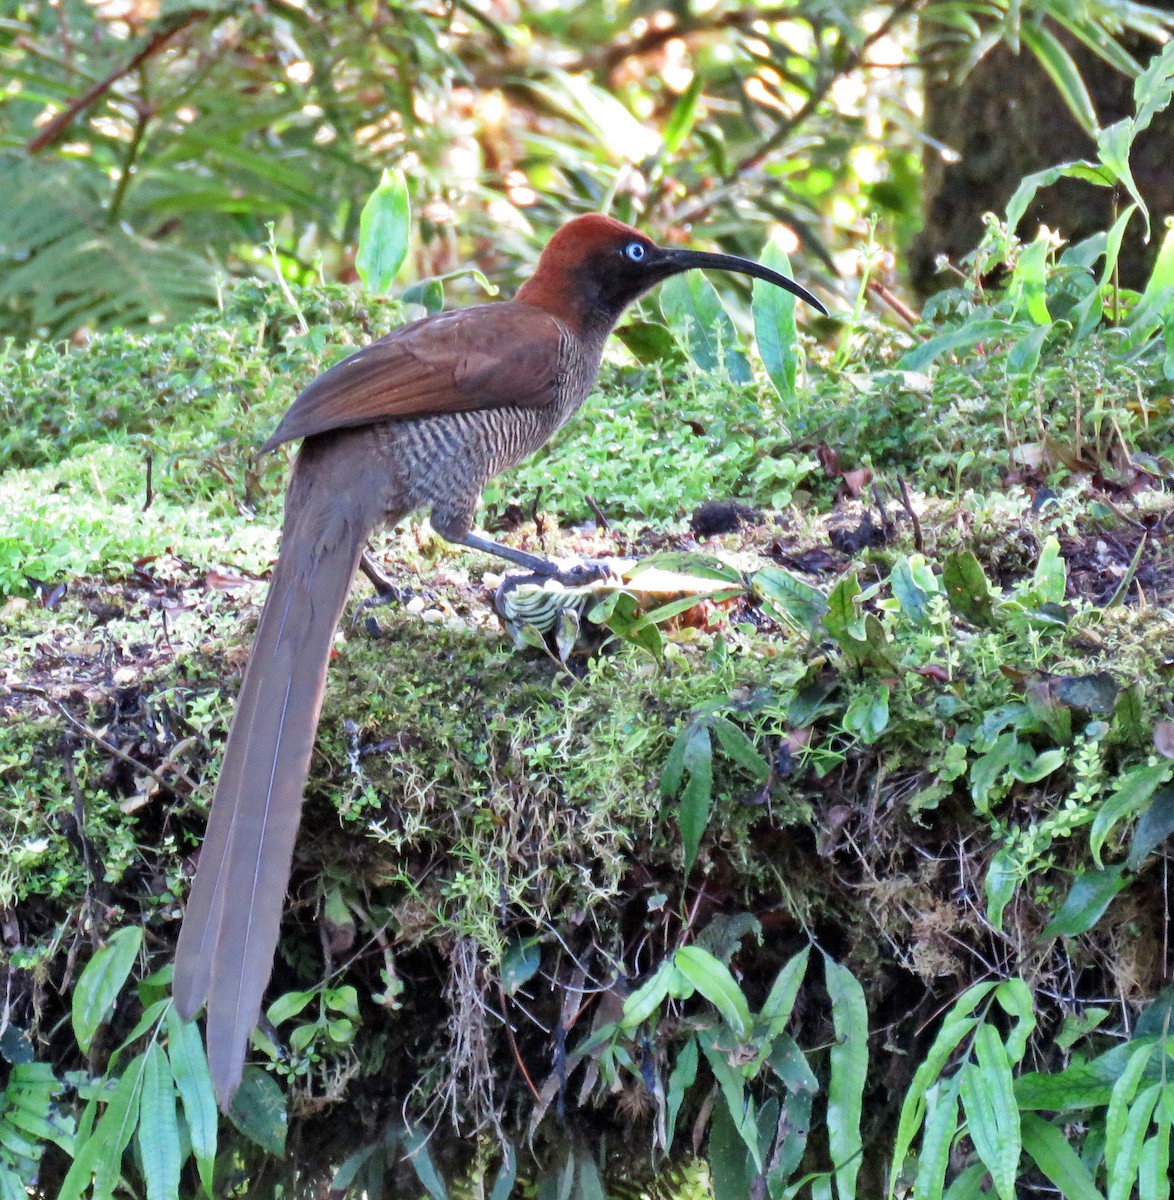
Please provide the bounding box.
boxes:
[624,241,647,262]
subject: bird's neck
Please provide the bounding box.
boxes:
[515,270,627,341]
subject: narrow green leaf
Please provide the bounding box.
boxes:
[889,982,996,1198]
[1137,1105,1170,1200]
[1007,232,1053,325]
[1021,24,1099,136]
[1106,1041,1157,1181]
[898,320,1025,371]
[699,1028,761,1170]
[753,237,800,402]
[165,1008,217,1197]
[824,955,867,1200]
[756,947,811,1046]
[489,1140,518,1200]
[1021,1113,1105,1200]
[665,1037,699,1149]
[959,1059,1012,1200]
[138,1042,181,1200]
[663,75,702,154]
[912,1079,960,1200]
[1109,1083,1161,1200]
[679,723,714,873]
[403,1122,448,1200]
[674,945,752,1037]
[620,960,676,1030]
[711,717,769,783]
[355,168,411,295]
[72,927,143,1055]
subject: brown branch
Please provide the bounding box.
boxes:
[589,6,802,77]
[26,9,209,155]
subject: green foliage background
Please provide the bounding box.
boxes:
[2,2,1174,1199]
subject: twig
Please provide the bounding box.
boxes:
[896,477,923,553]
[868,280,921,329]
[497,982,543,1104]
[584,494,611,532]
[680,0,922,224]
[27,9,209,154]
[9,684,198,794]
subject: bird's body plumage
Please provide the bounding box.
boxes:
[173,213,824,1110]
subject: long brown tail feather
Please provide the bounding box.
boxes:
[173,436,389,1110]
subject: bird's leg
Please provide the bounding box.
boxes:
[457,532,616,586]
[358,550,406,600]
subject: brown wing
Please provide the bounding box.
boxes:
[261,301,568,451]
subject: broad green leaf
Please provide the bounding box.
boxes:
[890,557,932,622]
[265,989,315,1026]
[355,168,411,295]
[1021,1113,1105,1200]
[73,927,143,1056]
[1097,119,1149,236]
[707,1091,755,1200]
[1007,232,1053,325]
[1029,536,1066,604]
[985,847,1019,932]
[824,955,867,1200]
[912,1079,960,1200]
[228,1067,287,1156]
[942,550,996,627]
[993,978,1036,1063]
[138,1042,180,1200]
[753,237,800,402]
[165,1008,217,1199]
[674,945,752,1037]
[1128,786,1174,870]
[753,566,828,636]
[660,271,752,382]
[1132,39,1174,134]
[1090,760,1172,863]
[501,936,542,996]
[1042,865,1130,937]
[843,684,890,744]
[1007,324,1050,377]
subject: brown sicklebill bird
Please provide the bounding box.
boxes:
[172,213,826,1110]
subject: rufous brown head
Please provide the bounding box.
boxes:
[516,213,826,334]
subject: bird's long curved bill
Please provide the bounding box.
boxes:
[665,249,828,316]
